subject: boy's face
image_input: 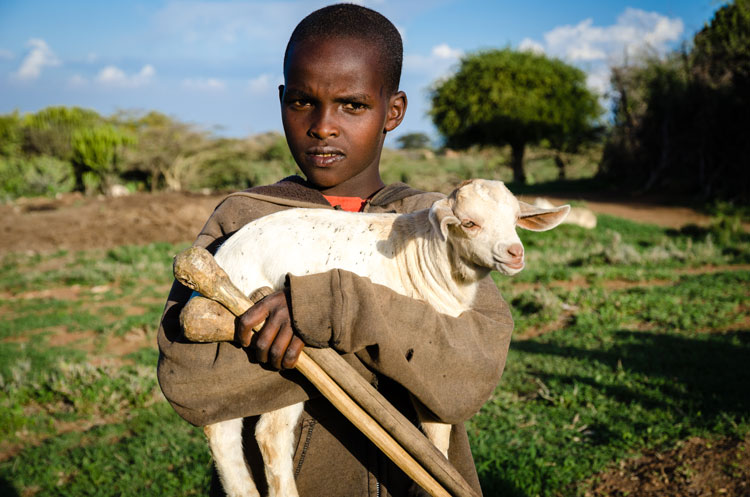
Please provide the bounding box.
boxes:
[280,36,406,197]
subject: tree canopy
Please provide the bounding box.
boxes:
[430,48,601,183]
[602,0,750,201]
[396,132,432,150]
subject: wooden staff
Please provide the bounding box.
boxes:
[174,246,480,497]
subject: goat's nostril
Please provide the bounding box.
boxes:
[507,243,524,258]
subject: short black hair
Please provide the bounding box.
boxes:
[283,3,403,94]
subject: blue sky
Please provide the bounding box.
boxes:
[0,0,724,145]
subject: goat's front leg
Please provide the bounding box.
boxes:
[255,402,305,497]
[411,399,451,459]
[205,418,261,497]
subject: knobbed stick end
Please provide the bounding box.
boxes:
[174,247,224,298]
[181,295,236,342]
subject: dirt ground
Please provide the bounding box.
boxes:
[585,436,750,497]
[0,190,719,254]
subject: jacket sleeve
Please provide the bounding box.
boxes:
[288,270,514,424]
[157,196,338,426]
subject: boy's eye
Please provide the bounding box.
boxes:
[291,99,311,108]
[342,102,367,112]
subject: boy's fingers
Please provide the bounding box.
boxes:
[253,316,282,364]
[234,290,299,368]
[236,304,270,348]
[282,336,305,369]
[268,323,294,369]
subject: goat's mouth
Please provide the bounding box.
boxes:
[494,259,525,274]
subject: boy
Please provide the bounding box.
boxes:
[157,4,514,496]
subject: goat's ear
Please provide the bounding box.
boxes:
[429,198,460,241]
[517,201,570,231]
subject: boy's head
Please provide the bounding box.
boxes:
[280,4,407,197]
[283,4,403,95]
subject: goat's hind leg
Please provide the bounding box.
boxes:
[205,418,261,497]
[255,402,305,497]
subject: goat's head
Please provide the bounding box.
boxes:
[428,179,570,277]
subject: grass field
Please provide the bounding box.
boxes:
[0,205,748,496]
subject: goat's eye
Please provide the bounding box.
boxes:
[461,220,477,229]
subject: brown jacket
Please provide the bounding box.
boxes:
[157,176,514,497]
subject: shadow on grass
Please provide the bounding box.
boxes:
[505,178,610,197]
[0,478,20,497]
[478,476,528,497]
[514,329,750,434]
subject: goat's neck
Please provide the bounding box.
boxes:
[389,210,478,316]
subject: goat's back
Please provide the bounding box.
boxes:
[214,208,404,297]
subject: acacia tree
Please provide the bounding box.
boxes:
[430,49,601,183]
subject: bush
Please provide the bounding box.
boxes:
[0,155,75,199]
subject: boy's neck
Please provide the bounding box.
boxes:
[308,173,385,198]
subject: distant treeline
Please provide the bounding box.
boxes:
[0,107,298,198]
[601,0,750,202]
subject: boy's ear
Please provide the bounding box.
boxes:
[384,91,407,133]
[278,84,285,103]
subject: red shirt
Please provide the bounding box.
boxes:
[322,195,367,213]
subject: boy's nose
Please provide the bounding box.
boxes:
[308,110,339,139]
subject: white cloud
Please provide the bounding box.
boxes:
[96,64,155,87]
[535,8,684,63]
[585,65,611,96]
[182,77,226,91]
[0,49,14,60]
[248,73,282,94]
[519,8,684,96]
[431,43,462,60]
[68,74,88,87]
[404,43,463,79]
[519,38,544,55]
[13,38,60,80]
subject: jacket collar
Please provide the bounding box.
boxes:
[225,175,425,210]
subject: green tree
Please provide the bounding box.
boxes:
[22,106,103,161]
[396,132,432,150]
[430,48,601,183]
[71,125,135,193]
[115,111,210,191]
[602,0,750,201]
[0,111,23,157]
[692,0,750,87]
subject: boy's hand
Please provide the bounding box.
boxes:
[236,288,305,370]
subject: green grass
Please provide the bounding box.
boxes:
[492,214,750,287]
[0,242,185,294]
[0,205,747,497]
[0,404,211,497]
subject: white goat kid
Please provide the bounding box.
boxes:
[204,179,569,497]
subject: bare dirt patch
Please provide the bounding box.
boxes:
[0,190,726,255]
[0,191,226,254]
[585,435,750,497]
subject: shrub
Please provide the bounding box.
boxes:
[0,155,75,199]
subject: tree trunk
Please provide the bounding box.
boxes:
[510,143,526,184]
[555,153,566,180]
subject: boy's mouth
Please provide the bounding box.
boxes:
[306,147,345,167]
